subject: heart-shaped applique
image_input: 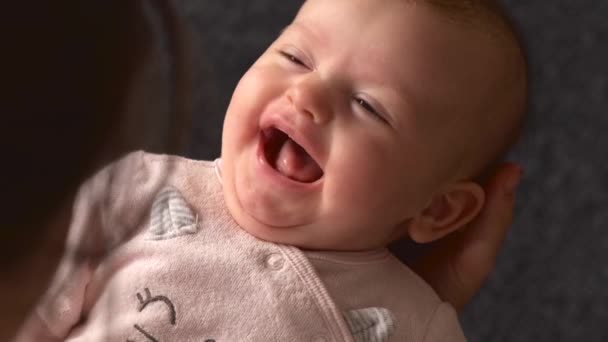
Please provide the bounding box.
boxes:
[343,307,395,342]
[148,186,199,240]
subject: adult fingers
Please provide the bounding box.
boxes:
[462,163,522,257]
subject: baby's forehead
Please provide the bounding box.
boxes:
[296,0,515,43]
[291,0,523,112]
[291,2,496,77]
[293,0,512,58]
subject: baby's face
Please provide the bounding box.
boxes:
[221,0,504,250]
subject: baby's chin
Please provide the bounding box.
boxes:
[223,174,391,251]
[227,205,344,250]
[235,215,321,249]
[223,189,311,243]
[232,212,383,252]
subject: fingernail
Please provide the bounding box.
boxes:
[504,167,523,197]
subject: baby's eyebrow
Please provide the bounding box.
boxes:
[280,22,326,47]
[277,24,298,38]
[274,25,295,42]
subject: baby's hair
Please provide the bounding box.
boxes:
[2,0,192,268]
[419,0,529,183]
[422,0,521,41]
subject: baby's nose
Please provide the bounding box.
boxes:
[286,75,334,124]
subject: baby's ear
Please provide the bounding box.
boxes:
[408,181,485,243]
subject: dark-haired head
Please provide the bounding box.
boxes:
[1,0,191,337]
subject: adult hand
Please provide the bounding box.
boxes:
[410,163,522,311]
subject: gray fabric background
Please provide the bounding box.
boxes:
[172,1,607,340]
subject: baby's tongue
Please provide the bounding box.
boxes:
[275,137,322,183]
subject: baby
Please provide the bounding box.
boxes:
[16,0,526,341]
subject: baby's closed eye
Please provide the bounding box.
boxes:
[280,51,307,68]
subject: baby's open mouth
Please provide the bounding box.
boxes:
[261,127,323,183]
